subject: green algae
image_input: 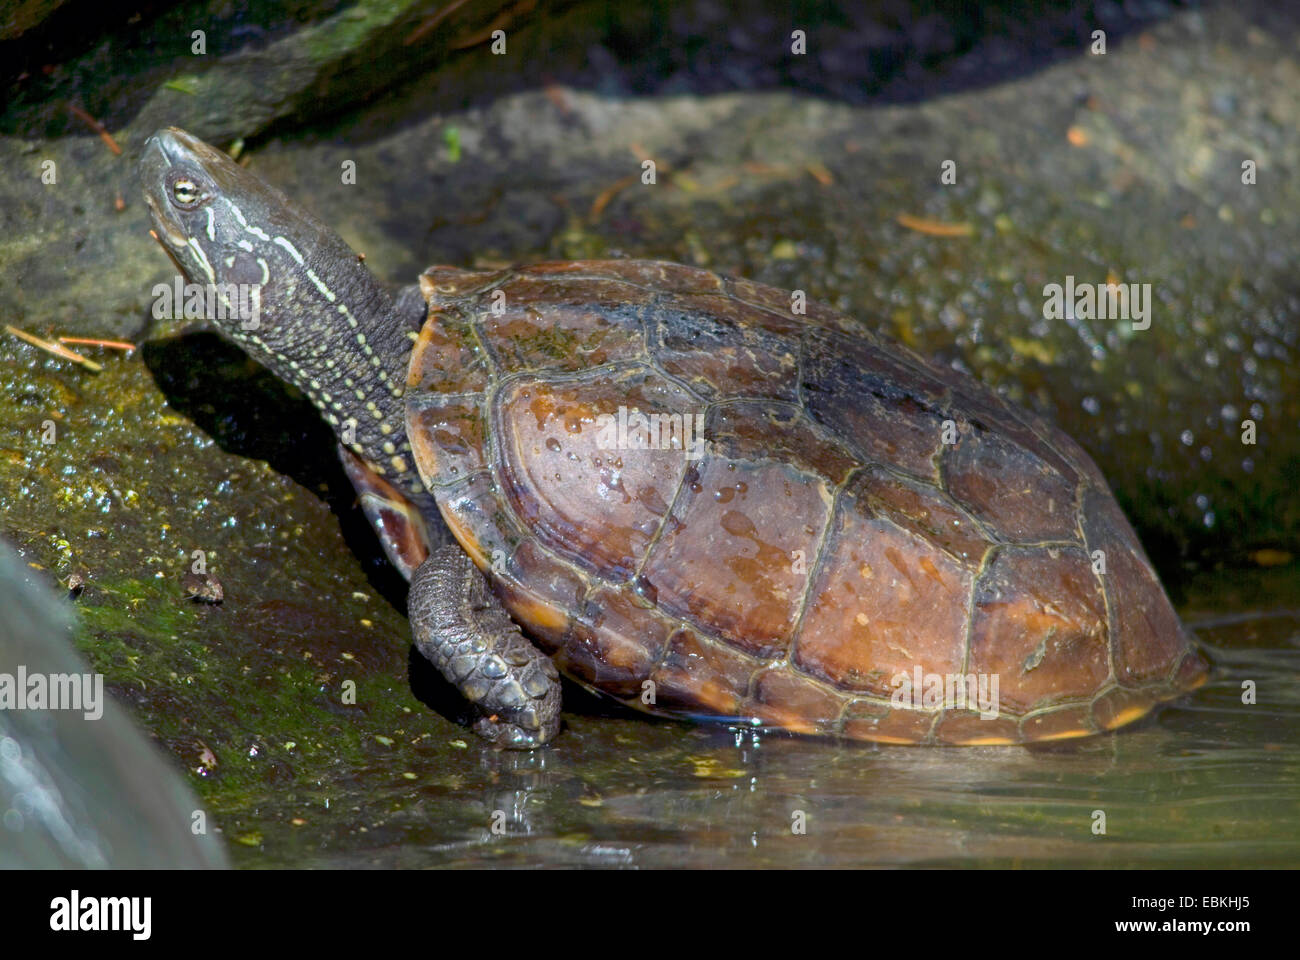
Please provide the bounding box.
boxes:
[0,331,454,821]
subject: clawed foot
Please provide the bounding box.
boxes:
[409,545,563,749]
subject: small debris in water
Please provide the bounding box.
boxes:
[544,82,573,115]
[589,174,638,222]
[58,335,136,353]
[1250,549,1293,567]
[162,77,200,95]
[66,570,86,597]
[689,756,747,779]
[896,213,974,238]
[197,741,218,772]
[805,161,834,185]
[5,324,103,371]
[442,126,461,163]
[403,0,466,46]
[67,103,122,155]
[182,570,224,603]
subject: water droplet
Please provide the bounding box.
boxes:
[545,437,562,453]
[434,429,469,455]
[720,510,756,537]
[639,486,668,514]
[633,576,658,605]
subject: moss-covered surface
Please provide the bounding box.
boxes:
[2,329,407,809]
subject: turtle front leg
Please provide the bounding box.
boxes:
[408,545,562,748]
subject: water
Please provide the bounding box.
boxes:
[223,597,1299,869]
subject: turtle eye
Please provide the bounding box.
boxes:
[172,178,202,206]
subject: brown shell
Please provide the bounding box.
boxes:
[405,260,1207,745]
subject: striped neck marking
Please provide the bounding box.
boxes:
[221,196,405,403]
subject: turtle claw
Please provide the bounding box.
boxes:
[468,665,562,749]
[409,545,564,748]
[472,709,561,750]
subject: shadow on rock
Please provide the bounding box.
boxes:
[141,331,410,612]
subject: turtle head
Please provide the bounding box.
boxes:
[140,126,284,299]
[140,128,417,480]
[140,127,397,380]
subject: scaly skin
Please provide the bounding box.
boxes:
[411,547,562,748]
[140,126,564,748]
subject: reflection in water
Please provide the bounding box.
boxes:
[229,602,1299,868]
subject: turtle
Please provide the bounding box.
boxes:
[139,126,1208,748]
